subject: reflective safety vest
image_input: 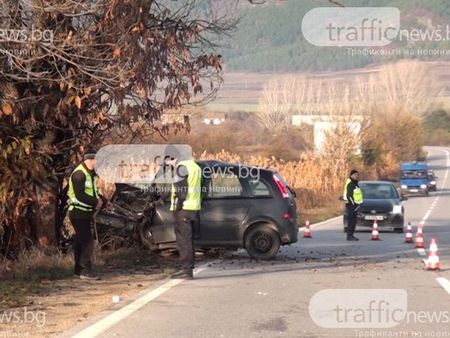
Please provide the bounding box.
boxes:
[343,178,363,204]
[342,178,351,202]
[170,160,202,211]
[67,163,99,212]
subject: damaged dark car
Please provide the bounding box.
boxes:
[93,160,298,260]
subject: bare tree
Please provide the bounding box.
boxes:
[257,76,295,131]
[377,60,442,116]
[259,60,442,160]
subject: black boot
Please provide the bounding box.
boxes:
[171,268,194,279]
[347,235,359,241]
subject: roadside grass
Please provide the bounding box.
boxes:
[0,281,37,308]
[161,266,177,277]
[300,198,342,225]
[5,247,74,281]
[0,248,73,308]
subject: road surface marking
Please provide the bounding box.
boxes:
[421,210,432,223]
[72,261,213,338]
[436,278,450,295]
[416,149,450,296]
[72,279,183,338]
[415,150,449,262]
[72,213,340,337]
[298,215,341,233]
[76,213,339,337]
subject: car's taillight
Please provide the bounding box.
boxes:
[273,175,289,199]
[283,212,291,219]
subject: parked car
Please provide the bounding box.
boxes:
[399,162,429,197]
[427,169,437,192]
[96,160,298,260]
[344,181,406,233]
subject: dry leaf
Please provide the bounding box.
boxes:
[66,96,75,105]
[75,96,82,109]
[113,47,121,58]
[1,103,13,116]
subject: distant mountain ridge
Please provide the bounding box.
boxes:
[210,0,450,72]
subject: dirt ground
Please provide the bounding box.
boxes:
[0,248,218,337]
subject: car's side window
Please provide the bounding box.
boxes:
[207,172,243,199]
[249,179,272,197]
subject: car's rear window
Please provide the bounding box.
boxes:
[360,183,399,199]
[249,179,272,197]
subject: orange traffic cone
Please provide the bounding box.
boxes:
[303,220,312,238]
[426,238,440,271]
[415,224,425,248]
[405,222,413,243]
[371,221,380,240]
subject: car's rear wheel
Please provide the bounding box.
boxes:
[245,225,280,260]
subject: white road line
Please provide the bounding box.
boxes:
[436,277,450,295]
[415,150,449,259]
[419,149,450,228]
[298,215,341,232]
[72,261,213,338]
[76,213,341,337]
[421,210,432,223]
[416,149,450,296]
[72,279,184,338]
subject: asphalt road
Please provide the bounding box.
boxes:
[70,146,450,338]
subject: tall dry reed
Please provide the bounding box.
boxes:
[198,150,350,209]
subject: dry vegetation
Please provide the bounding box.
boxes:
[172,61,440,220]
[198,150,349,210]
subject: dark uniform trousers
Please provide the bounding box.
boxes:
[69,215,94,275]
[174,210,200,271]
[346,204,358,236]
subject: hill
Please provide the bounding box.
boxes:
[213,0,450,72]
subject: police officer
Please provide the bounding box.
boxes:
[67,146,110,279]
[343,169,363,241]
[165,155,202,279]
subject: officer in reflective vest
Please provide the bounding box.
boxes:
[343,169,364,241]
[165,156,202,279]
[67,146,110,279]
